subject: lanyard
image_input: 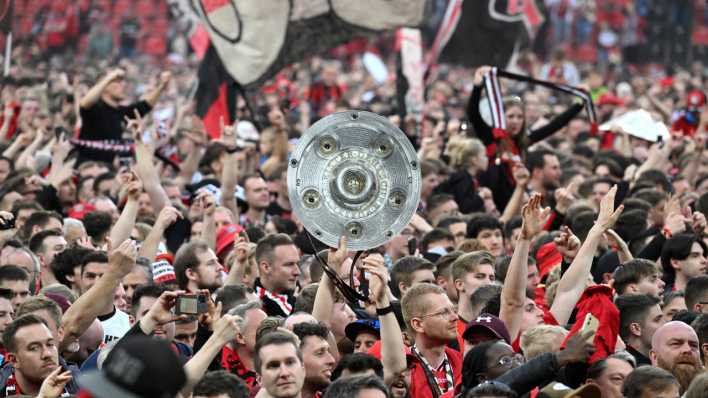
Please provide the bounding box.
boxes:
[411,345,454,397]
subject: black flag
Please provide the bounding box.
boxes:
[0,0,12,34]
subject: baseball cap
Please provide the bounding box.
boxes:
[462,313,511,344]
[215,223,246,259]
[78,336,186,398]
[538,382,601,398]
[345,319,381,343]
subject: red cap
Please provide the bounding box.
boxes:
[659,76,674,88]
[597,93,625,107]
[68,202,96,220]
[536,242,562,278]
[216,224,245,258]
[686,90,706,109]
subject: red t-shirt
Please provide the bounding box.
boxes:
[409,347,462,398]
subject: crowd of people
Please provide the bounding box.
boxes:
[0,2,707,398]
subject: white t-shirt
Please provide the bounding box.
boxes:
[98,307,131,344]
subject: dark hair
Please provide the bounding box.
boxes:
[22,210,62,241]
[293,283,318,314]
[51,246,93,287]
[437,216,465,230]
[587,352,636,380]
[503,217,522,240]
[28,229,63,254]
[420,228,454,253]
[2,314,49,352]
[461,341,497,392]
[525,149,556,172]
[570,211,597,242]
[92,172,116,195]
[612,259,659,295]
[193,370,249,398]
[662,290,685,307]
[464,381,517,398]
[10,201,42,220]
[494,256,512,284]
[255,233,294,265]
[621,198,652,214]
[661,234,707,288]
[80,251,108,275]
[246,227,266,245]
[435,250,464,280]
[691,314,708,362]
[270,216,298,236]
[615,294,660,341]
[0,288,13,301]
[696,192,708,216]
[427,194,455,213]
[466,215,503,239]
[215,285,252,314]
[131,284,168,316]
[631,189,667,207]
[323,374,389,398]
[0,265,30,283]
[391,256,435,296]
[471,284,502,315]
[622,365,678,398]
[613,209,649,248]
[685,275,708,312]
[173,240,210,290]
[254,331,302,373]
[292,321,329,348]
[82,211,113,241]
[331,353,384,381]
[636,169,671,193]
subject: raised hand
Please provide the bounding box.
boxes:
[211,314,241,346]
[360,254,388,306]
[108,239,138,276]
[473,65,493,86]
[198,290,222,330]
[37,366,72,398]
[219,116,238,149]
[554,225,581,261]
[692,211,707,236]
[594,185,623,232]
[155,206,182,230]
[554,182,576,215]
[512,163,530,187]
[107,68,126,82]
[199,192,217,217]
[520,193,551,240]
[327,235,349,274]
[663,195,687,235]
[557,329,596,366]
[158,71,172,86]
[125,170,143,201]
[144,290,188,329]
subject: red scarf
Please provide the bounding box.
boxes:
[2,372,23,396]
[221,346,259,390]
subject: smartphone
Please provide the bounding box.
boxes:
[175,293,209,315]
[581,313,599,342]
[408,238,417,256]
[118,156,132,169]
[614,181,629,210]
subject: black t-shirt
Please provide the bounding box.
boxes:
[78,99,151,164]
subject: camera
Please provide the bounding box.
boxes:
[0,215,15,231]
[175,293,209,315]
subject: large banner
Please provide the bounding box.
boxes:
[191,0,427,88]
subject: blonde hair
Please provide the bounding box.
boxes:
[401,283,446,333]
[457,238,487,253]
[520,325,568,359]
[447,137,486,169]
[451,251,494,282]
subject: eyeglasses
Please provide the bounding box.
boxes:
[418,307,456,320]
[491,354,525,368]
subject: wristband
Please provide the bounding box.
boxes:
[376,305,394,316]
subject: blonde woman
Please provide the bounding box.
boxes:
[437,137,494,214]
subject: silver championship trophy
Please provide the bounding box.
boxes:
[288,110,422,252]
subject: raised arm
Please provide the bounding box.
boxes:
[199,192,217,250]
[140,71,172,107]
[219,118,242,222]
[361,254,407,386]
[312,236,347,324]
[182,314,240,396]
[60,240,137,348]
[108,171,142,247]
[500,194,549,340]
[129,110,170,214]
[550,186,623,325]
[80,69,125,109]
[138,206,181,261]
[466,66,495,146]
[499,164,530,224]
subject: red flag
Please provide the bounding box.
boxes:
[561,285,619,364]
